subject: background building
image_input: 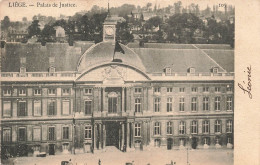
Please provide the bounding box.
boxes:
[0,14,234,157]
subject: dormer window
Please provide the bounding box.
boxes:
[20,67,26,74]
[212,67,219,73]
[49,66,55,73]
[20,57,26,64]
[189,67,195,74]
[165,67,172,76]
[49,57,55,64]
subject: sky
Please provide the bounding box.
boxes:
[0,0,235,21]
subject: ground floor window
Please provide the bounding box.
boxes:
[62,143,69,151]
[62,126,69,140]
[154,139,161,147]
[179,121,185,135]
[203,137,210,145]
[134,123,141,137]
[3,128,11,142]
[85,126,92,139]
[48,127,55,141]
[154,122,160,135]
[18,127,26,141]
[33,127,41,141]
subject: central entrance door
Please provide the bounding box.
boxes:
[106,122,120,149]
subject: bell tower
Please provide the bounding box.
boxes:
[103,2,117,42]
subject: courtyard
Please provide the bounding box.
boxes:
[2,147,233,165]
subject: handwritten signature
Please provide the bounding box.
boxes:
[238,65,252,99]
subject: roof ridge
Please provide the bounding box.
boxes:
[199,49,227,72]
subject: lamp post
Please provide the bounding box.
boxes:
[187,135,192,165]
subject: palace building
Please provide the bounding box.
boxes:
[0,14,234,157]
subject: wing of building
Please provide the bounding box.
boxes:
[0,14,234,156]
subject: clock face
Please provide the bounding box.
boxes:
[105,27,114,36]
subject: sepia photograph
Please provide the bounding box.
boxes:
[0,0,257,165]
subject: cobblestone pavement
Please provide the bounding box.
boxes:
[2,147,233,165]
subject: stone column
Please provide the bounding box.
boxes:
[94,124,97,150]
[98,88,102,111]
[121,123,125,151]
[122,87,125,112]
[98,123,102,149]
[127,122,130,151]
[103,124,106,149]
[102,87,107,112]
[131,122,134,148]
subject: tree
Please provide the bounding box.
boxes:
[41,24,55,42]
[2,16,11,31]
[166,13,204,43]
[27,20,41,38]
[174,1,182,14]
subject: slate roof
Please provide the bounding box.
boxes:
[1,42,94,72]
[1,41,234,74]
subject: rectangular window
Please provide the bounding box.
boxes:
[85,100,92,115]
[3,101,11,117]
[167,97,173,112]
[18,127,26,141]
[215,97,221,111]
[179,121,185,135]
[191,97,197,112]
[154,98,160,112]
[134,88,142,94]
[62,88,70,95]
[227,137,232,144]
[154,87,160,93]
[62,100,70,115]
[134,123,141,137]
[203,87,209,92]
[215,87,220,92]
[20,57,26,64]
[203,97,209,111]
[191,121,198,134]
[166,122,173,135]
[167,87,173,93]
[48,100,56,115]
[202,121,210,134]
[227,86,232,92]
[179,88,185,92]
[154,122,160,135]
[3,128,11,142]
[48,127,55,141]
[108,97,117,113]
[18,101,26,116]
[63,127,69,140]
[191,87,197,92]
[84,88,92,95]
[33,127,41,141]
[215,120,222,133]
[179,97,185,112]
[165,68,172,75]
[33,100,41,116]
[34,89,41,95]
[226,120,233,133]
[84,126,92,139]
[227,97,233,111]
[135,98,141,113]
[48,89,56,95]
[19,89,26,96]
[3,89,11,96]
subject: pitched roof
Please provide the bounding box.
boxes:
[1,42,234,74]
[1,42,94,72]
[131,48,229,73]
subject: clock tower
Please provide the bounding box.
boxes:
[103,4,117,42]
